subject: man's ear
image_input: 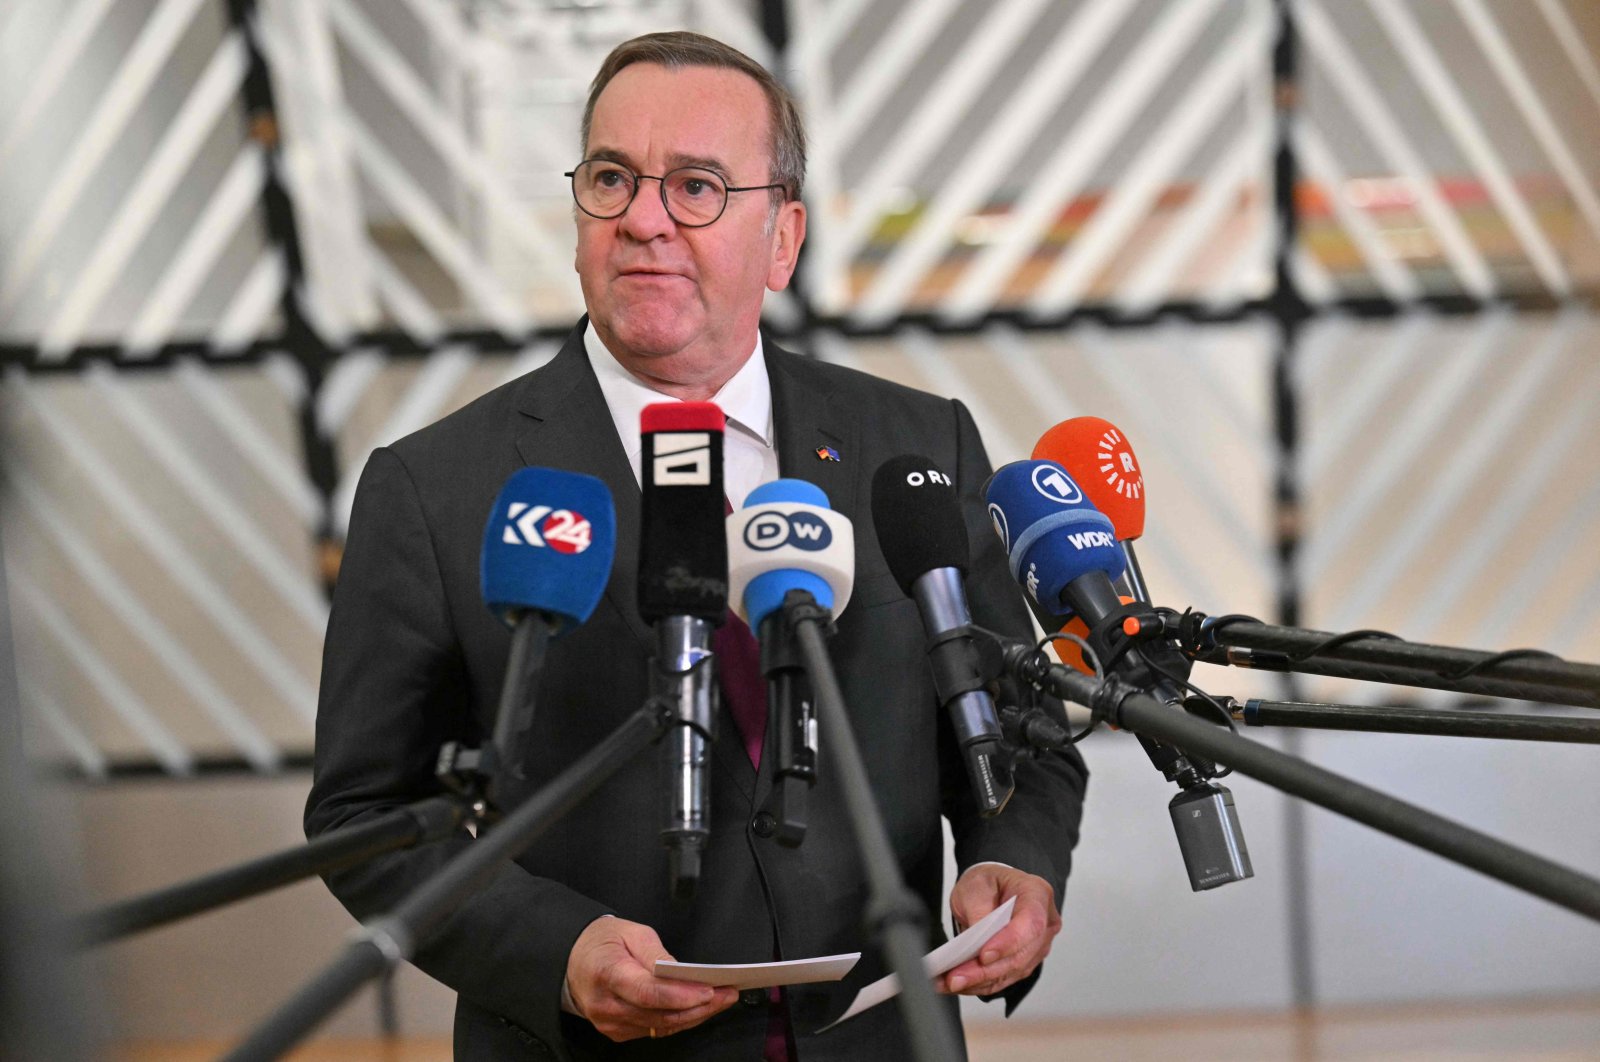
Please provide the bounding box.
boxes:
[766,200,807,292]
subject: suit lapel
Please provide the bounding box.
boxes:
[513,322,651,647]
[736,339,861,810]
[768,339,858,522]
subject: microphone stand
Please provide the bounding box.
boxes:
[979,633,1600,925]
[78,609,569,949]
[758,610,816,848]
[1208,696,1600,744]
[776,590,964,1062]
[1185,616,1600,708]
[74,796,467,947]
[218,696,678,1062]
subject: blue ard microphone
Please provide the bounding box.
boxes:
[726,479,854,847]
[984,459,1252,891]
[481,467,616,788]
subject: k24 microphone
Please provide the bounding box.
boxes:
[727,479,855,847]
[479,467,616,792]
[639,401,728,899]
[871,456,1013,817]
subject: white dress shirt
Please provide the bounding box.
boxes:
[584,322,780,504]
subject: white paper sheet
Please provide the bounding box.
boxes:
[654,952,861,990]
[817,896,1016,1031]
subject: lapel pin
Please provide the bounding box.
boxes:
[815,445,841,462]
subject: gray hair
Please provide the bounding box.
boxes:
[580,31,806,208]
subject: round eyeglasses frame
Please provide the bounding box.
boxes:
[565,159,788,228]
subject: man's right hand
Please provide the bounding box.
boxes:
[565,917,739,1042]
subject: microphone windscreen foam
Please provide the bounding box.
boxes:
[983,460,1124,612]
[481,467,616,632]
[1033,417,1145,540]
[639,401,727,622]
[870,455,969,594]
[727,479,855,630]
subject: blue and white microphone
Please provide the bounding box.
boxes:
[727,480,854,846]
[481,467,616,786]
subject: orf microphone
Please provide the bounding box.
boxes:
[480,468,616,792]
[871,456,1013,817]
[727,479,855,847]
[639,401,728,900]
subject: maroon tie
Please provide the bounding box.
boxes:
[715,499,767,767]
[715,501,789,1061]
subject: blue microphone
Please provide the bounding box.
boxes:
[725,479,855,848]
[983,459,1123,618]
[480,467,616,786]
[481,467,616,631]
[730,479,855,630]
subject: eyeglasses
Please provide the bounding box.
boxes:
[566,160,787,228]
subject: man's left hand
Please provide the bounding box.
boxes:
[937,864,1061,998]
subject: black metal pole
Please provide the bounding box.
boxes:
[1269,0,1317,1011]
[1039,664,1600,923]
[222,0,343,593]
[1206,646,1598,709]
[75,796,466,946]
[1202,621,1600,702]
[1234,700,1600,743]
[219,701,673,1062]
[784,592,964,1062]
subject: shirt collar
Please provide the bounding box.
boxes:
[583,321,773,477]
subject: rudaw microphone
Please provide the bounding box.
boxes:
[870,456,1013,817]
[1033,417,1148,601]
[726,479,855,847]
[639,402,728,900]
[984,459,1251,890]
[480,467,617,792]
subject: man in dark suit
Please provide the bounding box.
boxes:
[306,31,1087,1061]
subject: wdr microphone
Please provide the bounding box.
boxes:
[984,459,1252,891]
[871,456,1013,817]
[727,479,855,847]
[639,402,728,900]
[1033,417,1148,602]
[480,468,616,790]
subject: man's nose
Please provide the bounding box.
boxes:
[619,176,675,239]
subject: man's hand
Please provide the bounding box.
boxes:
[938,864,1061,998]
[566,917,739,1041]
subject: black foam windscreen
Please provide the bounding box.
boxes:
[870,454,970,594]
[638,402,728,623]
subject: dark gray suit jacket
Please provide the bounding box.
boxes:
[305,324,1088,1060]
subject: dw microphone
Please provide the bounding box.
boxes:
[638,402,728,900]
[726,479,855,846]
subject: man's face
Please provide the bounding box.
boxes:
[575,63,805,394]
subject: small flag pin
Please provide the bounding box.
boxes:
[815,445,841,462]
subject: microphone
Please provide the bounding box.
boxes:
[870,456,1014,817]
[726,479,855,847]
[1033,416,1148,601]
[984,459,1252,890]
[480,467,616,795]
[638,401,728,900]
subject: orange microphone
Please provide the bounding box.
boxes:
[1032,417,1148,672]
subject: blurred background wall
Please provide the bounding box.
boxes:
[1,0,1597,1051]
